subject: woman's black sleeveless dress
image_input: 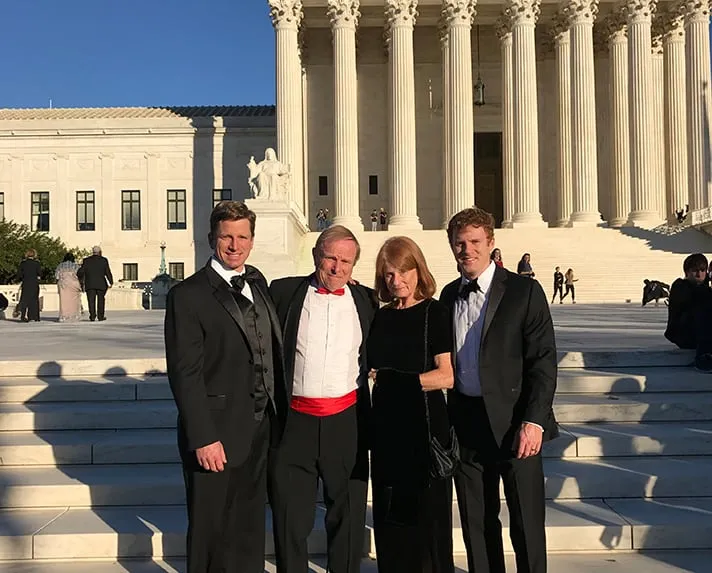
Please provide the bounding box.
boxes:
[367,299,454,573]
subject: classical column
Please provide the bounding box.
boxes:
[497,17,515,228]
[552,16,573,227]
[662,5,688,220]
[651,24,666,219]
[385,0,422,229]
[443,0,476,219]
[605,12,631,227]
[564,0,601,225]
[508,0,545,225]
[269,0,305,213]
[328,0,363,228]
[626,0,660,226]
[685,0,712,210]
[439,17,452,228]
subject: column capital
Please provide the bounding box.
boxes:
[495,14,512,40]
[385,0,418,29]
[658,3,686,40]
[268,0,303,30]
[563,0,599,26]
[505,0,541,26]
[600,7,628,45]
[683,0,709,23]
[624,0,657,25]
[551,12,571,42]
[327,0,360,29]
[442,0,476,28]
[651,17,664,53]
[438,14,450,45]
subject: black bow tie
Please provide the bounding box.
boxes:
[459,279,480,299]
[230,268,259,293]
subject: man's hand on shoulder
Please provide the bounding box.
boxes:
[195,441,227,472]
[516,422,543,459]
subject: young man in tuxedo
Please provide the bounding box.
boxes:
[77,245,113,321]
[165,201,287,573]
[440,207,558,573]
[269,225,379,573]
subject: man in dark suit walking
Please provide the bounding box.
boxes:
[165,201,287,573]
[77,246,113,321]
[269,225,378,573]
[440,207,558,573]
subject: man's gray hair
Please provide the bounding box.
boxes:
[92,245,101,255]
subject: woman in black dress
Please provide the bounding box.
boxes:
[17,249,42,322]
[367,236,455,573]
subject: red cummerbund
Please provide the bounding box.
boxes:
[290,389,358,417]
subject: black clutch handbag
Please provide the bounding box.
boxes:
[422,300,460,480]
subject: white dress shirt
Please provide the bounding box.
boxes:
[454,261,496,396]
[210,257,254,303]
[292,285,362,398]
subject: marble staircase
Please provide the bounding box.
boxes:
[293,227,712,303]
[1,350,712,566]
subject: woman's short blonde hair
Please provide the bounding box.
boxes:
[25,249,37,259]
[374,236,436,303]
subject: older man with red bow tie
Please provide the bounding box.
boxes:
[268,225,379,573]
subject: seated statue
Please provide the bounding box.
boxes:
[247,148,290,201]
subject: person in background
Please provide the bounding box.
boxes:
[17,249,42,322]
[55,253,82,322]
[561,268,578,303]
[665,253,712,372]
[379,207,389,231]
[552,266,564,304]
[371,209,379,232]
[517,253,535,279]
[490,248,504,268]
[77,246,113,322]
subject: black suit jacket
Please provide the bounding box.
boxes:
[441,266,559,445]
[78,255,113,291]
[269,275,379,417]
[165,261,287,469]
[17,259,42,289]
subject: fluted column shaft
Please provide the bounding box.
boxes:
[651,31,666,219]
[685,0,712,210]
[626,0,660,226]
[509,0,544,225]
[498,19,515,227]
[566,0,601,225]
[443,0,476,219]
[386,1,422,229]
[663,9,688,219]
[608,23,631,227]
[554,23,573,226]
[329,0,362,228]
[270,0,305,213]
[440,20,452,227]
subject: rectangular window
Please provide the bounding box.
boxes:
[167,189,187,230]
[121,190,141,230]
[76,191,96,231]
[368,175,379,196]
[31,192,50,232]
[122,263,138,281]
[169,262,185,281]
[318,176,328,197]
[0,192,4,221]
[213,188,232,206]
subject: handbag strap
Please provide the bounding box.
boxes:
[422,299,433,434]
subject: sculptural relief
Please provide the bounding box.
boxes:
[247,148,291,201]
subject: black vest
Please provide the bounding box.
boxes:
[232,288,276,419]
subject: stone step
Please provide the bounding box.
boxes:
[0,429,178,466]
[0,359,167,379]
[0,401,177,431]
[558,422,712,457]
[553,393,712,423]
[557,350,695,369]
[1,498,711,561]
[556,367,712,394]
[0,377,170,403]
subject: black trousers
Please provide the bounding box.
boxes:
[86,289,106,320]
[551,285,563,302]
[451,394,547,573]
[19,284,40,321]
[183,416,270,573]
[269,405,368,573]
[561,285,575,302]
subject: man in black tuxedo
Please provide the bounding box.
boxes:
[440,207,558,573]
[77,246,113,321]
[269,225,378,573]
[165,201,287,573]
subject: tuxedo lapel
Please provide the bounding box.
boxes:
[205,264,250,345]
[283,277,311,384]
[481,266,507,349]
[348,284,372,340]
[248,269,283,351]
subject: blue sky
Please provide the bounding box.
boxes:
[0,0,275,109]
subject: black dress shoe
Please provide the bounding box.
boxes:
[98,317,106,322]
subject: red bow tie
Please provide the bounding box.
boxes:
[315,286,345,296]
